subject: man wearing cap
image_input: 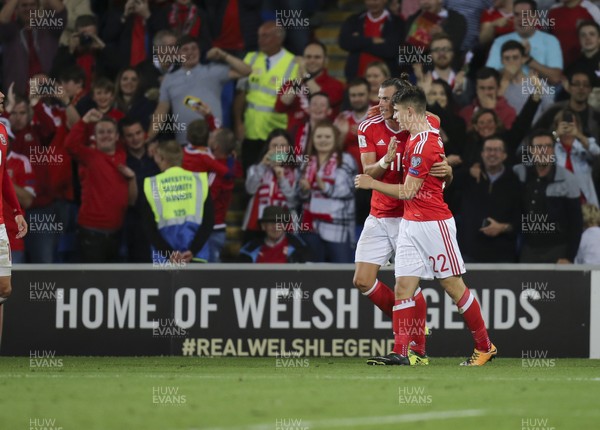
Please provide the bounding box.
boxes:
[239,205,310,263]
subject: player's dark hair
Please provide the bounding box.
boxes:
[528,129,554,147]
[577,20,600,36]
[119,116,144,133]
[482,135,507,152]
[381,73,412,93]
[58,66,86,86]
[391,86,426,114]
[476,67,500,86]
[187,119,210,147]
[514,0,537,9]
[75,14,98,30]
[501,40,526,57]
[304,40,327,56]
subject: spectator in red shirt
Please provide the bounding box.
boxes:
[549,0,600,68]
[66,110,137,262]
[339,0,404,80]
[207,127,243,262]
[334,77,370,173]
[480,0,515,46]
[275,41,345,130]
[239,205,311,263]
[459,67,517,131]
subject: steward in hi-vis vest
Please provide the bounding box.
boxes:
[143,141,214,263]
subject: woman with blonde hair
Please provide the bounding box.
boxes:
[364,61,391,106]
[575,204,600,264]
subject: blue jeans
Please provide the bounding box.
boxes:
[25,206,60,263]
[302,233,354,263]
[207,230,226,263]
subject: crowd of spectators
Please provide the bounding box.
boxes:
[1,0,600,265]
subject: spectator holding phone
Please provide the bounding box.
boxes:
[552,109,600,207]
[242,129,299,242]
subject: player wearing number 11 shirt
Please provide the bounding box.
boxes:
[355,86,497,366]
[352,78,448,366]
[0,90,28,306]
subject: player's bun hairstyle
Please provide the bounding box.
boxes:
[391,86,426,113]
[381,73,412,93]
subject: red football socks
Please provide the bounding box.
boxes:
[457,287,491,352]
[411,288,427,355]
[392,298,416,356]
[363,280,394,318]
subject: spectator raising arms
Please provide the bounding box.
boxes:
[66,110,137,263]
[299,120,357,263]
[242,129,298,241]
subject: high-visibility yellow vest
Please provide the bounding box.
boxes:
[243,49,298,140]
[143,166,209,262]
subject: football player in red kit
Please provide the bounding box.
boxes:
[355,86,497,366]
[0,90,29,306]
[352,77,451,365]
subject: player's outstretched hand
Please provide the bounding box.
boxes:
[385,137,397,163]
[15,214,28,239]
[355,174,373,189]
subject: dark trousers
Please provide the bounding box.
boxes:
[77,227,120,263]
[242,138,266,174]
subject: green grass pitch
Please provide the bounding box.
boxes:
[1,357,599,430]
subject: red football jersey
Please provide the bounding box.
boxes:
[358,114,440,218]
[3,152,37,251]
[358,115,408,218]
[403,130,452,221]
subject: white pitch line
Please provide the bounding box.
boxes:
[1,373,600,382]
[191,409,486,430]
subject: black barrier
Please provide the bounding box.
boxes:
[0,266,591,358]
